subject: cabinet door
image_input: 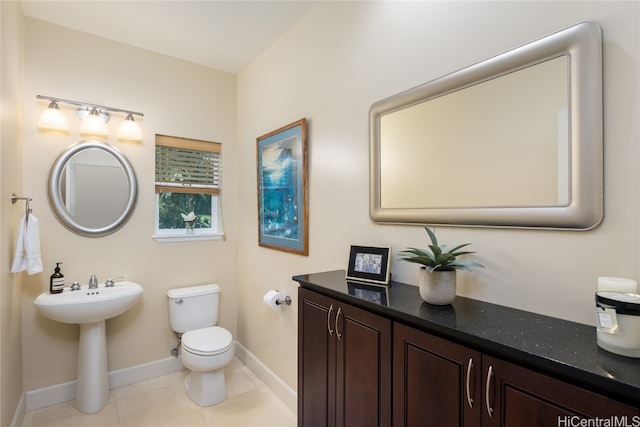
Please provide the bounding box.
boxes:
[299,288,336,427]
[393,323,482,427]
[335,300,392,427]
[482,355,639,427]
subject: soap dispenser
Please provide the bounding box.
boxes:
[50,262,64,294]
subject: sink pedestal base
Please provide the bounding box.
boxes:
[75,320,109,414]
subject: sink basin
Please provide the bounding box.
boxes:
[34,281,143,324]
[33,281,143,414]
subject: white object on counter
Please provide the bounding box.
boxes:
[597,277,638,293]
[596,291,640,358]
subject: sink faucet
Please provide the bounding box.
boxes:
[105,276,124,287]
[88,275,98,289]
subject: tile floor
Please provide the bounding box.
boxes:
[22,357,297,427]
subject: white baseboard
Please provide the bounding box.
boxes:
[234,341,297,413]
[109,355,184,389]
[24,379,76,412]
[22,345,296,414]
[24,356,184,412]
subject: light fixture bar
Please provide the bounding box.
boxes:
[36,94,144,117]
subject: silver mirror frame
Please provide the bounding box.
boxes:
[370,21,603,230]
[48,140,138,237]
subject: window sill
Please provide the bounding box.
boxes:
[152,233,225,243]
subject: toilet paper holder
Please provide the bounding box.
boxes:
[276,294,292,306]
[263,289,292,311]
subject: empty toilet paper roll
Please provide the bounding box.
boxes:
[598,277,638,293]
[263,290,285,311]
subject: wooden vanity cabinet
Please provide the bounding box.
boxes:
[296,272,640,427]
[394,323,639,427]
[393,322,482,427]
[298,288,392,427]
[482,355,639,427]
[393,323,482,427]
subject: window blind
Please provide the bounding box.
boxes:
[155,134,222,195]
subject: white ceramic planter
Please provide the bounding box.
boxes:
[418,268,456,305]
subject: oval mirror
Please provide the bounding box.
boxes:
[48,140,138,237]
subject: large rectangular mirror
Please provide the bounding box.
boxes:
[370,21,603,230]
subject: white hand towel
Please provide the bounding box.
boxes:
[10,216,26,273]
[11,214,43,275]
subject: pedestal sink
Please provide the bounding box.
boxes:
[34,281,143,414]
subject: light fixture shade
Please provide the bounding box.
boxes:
[38,101,70,133]
[117,114,142,141]
[80,108,108,137]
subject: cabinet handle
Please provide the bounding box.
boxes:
[465,358,475,408]
[485,365,494,418]
[335,307,342,340]
[327,304,334,336]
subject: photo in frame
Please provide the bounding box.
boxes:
[346,245,391,285]
[257,118,308,255]
[347,281,389,306]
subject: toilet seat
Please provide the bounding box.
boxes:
[182,326,232,356]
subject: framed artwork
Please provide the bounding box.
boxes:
[257,118,308,255]
[347,281,389,306]
[346,245,391,285]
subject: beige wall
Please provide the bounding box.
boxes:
[236,1,640,391]
[1,1,25,425]
[21,19,238,392]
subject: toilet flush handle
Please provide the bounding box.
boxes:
[175,298,184,304]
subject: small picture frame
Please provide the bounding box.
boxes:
[346,245,391,285]
[347,281,389,306]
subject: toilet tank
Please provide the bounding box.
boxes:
[167,284,220,333]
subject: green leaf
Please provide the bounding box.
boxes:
[424,226,438,246]
[449,250,475,257]
[449,260,484,271]
[428,244,442,259]
[437,253,455,264]
[447,243,472,254]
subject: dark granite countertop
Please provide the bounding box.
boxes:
[293,269,640,407]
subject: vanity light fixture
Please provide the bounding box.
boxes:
[37,100,70,134]
[36,95,144,142]
[117,114,143,141]
[80,108,109,137]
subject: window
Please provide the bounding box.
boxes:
[153,134,224,242]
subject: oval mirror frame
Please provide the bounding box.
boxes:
[369,21,603,230]
[48,140,138,237]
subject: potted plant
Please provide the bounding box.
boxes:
[399,226,483,305]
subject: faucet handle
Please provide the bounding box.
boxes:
[105,276,124,287]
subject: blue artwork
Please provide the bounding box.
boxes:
[257,119,307,254]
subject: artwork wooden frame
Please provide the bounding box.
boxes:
[257,118,308,255]
[346,245,391,285]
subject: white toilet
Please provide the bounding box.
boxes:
[167,284,234,406]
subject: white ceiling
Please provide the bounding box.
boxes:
[20,0,316,73]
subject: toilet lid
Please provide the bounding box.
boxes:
[182,326,233,356]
